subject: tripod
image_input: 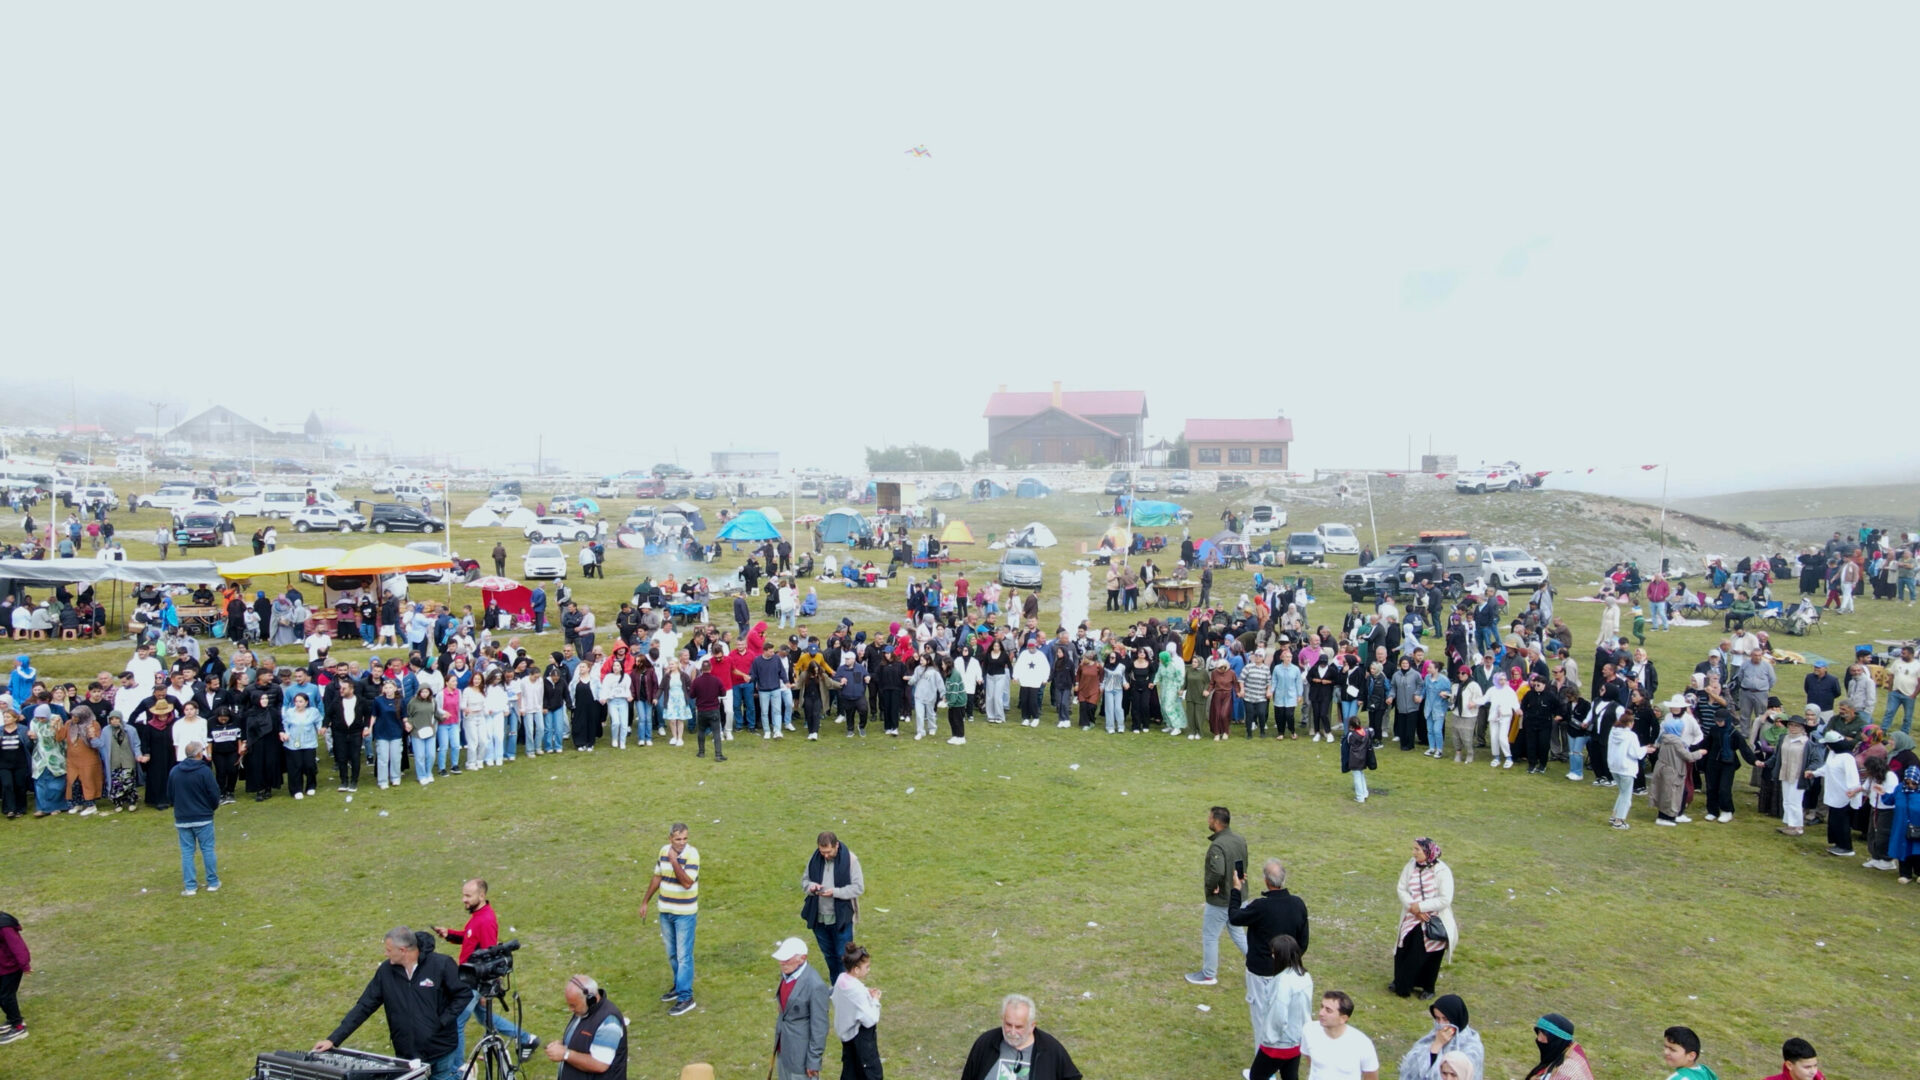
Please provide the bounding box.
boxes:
[462,983,528,1080]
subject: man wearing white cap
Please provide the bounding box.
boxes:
[770,937,829,1080]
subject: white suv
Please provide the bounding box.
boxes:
[134,485,201,512]
[1481,546,1548,590]
[292,506,365,532]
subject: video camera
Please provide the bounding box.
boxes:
[458,938,520,995]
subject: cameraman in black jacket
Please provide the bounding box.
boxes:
[317,928,472,1079]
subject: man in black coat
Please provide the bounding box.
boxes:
[317,928,472,1079]
[959,993,1081,1080]
[1226,859,1311,967]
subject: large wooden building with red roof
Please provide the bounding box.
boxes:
[983,382,1147,465]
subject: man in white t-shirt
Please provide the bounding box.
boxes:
[1300,990,1378,1080]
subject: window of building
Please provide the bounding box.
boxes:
[1228,448,1252,464]
[1258,446,1286,464]
[1197,448,1221,464]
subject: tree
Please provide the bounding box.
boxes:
[864,444,965,471]
[1168,434,1189,469]
[968,449,992,467]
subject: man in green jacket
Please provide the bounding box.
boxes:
[1186,805,1248,986]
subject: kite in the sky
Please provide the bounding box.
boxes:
[905,145,931,157]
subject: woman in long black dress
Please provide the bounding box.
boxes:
[139,700,178,808]
[242,687,283,800]
[1125,647,1156,733]
[570,663,600,750]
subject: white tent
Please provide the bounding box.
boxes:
[501,507,538,528]
[462,507,505,528]
[756,505,785,525]
[1016,521,1058,548]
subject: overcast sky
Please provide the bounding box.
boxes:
[4,4,1913,497]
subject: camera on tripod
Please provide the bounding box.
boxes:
[459,938,520,996]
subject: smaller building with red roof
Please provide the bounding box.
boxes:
[1184,416,1293,470]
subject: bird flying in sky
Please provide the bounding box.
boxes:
[905,145,931,157]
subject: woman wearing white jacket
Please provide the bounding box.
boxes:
[600,663,633,748]
[831,943,883,1080]
[482,673,510,767]
[461,681,490,770]
[1391,837,1457,1000]
[1250,933,1312,1080]
[1605,707,1649,829]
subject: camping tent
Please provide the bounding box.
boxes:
[1196,530,1247,565]
[467,579,535,626]
[1122,498,1187,527]
[1013,521,1058,548]
[501,507,538,528]
[756,506,785,525]
[672,502,708,531]
[937,519,976,545]
[462,507,505,528]
[972,478,1007,499]
[1015,477,1051,498]
[1099,523,1132,552]
[565,496,602,514]
[717,510,781,541]
[818,507,870,545]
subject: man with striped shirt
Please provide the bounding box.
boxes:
[641,823,700,1017]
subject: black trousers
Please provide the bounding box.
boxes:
[1078,701,1096,727]
[948,706,965,738]
[287,747,318,793]
[879,691,902,731]
[1827,805,1853,851]
[1275,705,1297,737]
[1309,693,1333,736]
[1524,723,1551,769]
[1243,698,1269,735]
[1395,708,1420,750]
[1128,688,1154,732]
[212,750,239,797]
[839,1023,883,1080]
[1106,589,1119,611]
[1704,761,1738,817]
[1018,685,1042,721]
[695,710,726,759]
[1392,927,1445,995]
[0,970,20,1026]
[803,690,821,735]
[331,732,362,786]
[1248,1049,1301,1080]
[0,764,27,815]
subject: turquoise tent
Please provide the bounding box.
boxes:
[717,510,781,541]
[818,507,870,544]
[1122,498,1186,527]
[1015,477,1051,498]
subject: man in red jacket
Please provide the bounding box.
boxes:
[0,910,29,1043]
[434,879,537,1061]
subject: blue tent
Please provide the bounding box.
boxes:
[973,478,1007,499]
[1015,477,1051,498]
[818,507,870,544]
[1120,497,1186,527]
[716,510,780,541]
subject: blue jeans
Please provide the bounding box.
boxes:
[520,707,542,753]
[436,725,460,771]
[607,698,631,746]
[1885,691,1915,734]
[1568,735,1590,779]
[777,687,794,729]
[1353,771,1370,800]
[733,684,756,730]
[412,734,437,782]
[1103,688,1124,733]
[544,709,567,752]
[177,823,219,890]
[757,690,781,734]
[1901,580,1916,602]
[375,739,404,786]
[359,621,376,645]
[1650,601,1669,630]
[812,919,855,983]
[1199,902,1247,979]
[501,708,518,760]
[457,993,532,1063]
[33,770,67,814]
[1424,704,1447,750]
[427,1047,462,1080]
[660,912,696,1003]
[632,699,653,743]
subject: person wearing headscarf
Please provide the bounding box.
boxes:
[1889,765,1920,882]
[1397,994,1483,1080]
[1390,837,1457,999]
[1650,706,1704,825]
[1437,1050,1477,1080]
[1522,1013,1594,1080]
[1206,657,1239,741]
[1182,656,1208,739]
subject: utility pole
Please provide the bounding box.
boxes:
[1656,464,1670,574]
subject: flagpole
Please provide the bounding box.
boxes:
[1364,472,1378,558]
[1656,464,1669,575]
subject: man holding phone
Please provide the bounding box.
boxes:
[1186,806,1248,986]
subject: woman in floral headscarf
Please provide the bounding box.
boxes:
[1390,837,1457,1000]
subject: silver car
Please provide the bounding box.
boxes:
[998,548,1044,588]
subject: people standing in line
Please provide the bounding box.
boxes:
[1649,709,1701,826]
[1300,990,1379,1080]
[1397,995,1484,1080]
[1186,805,1248,986]
[770,937,830,1080]
[1606,706,1650,829]
[281,691,321,800]
[315,928,473,1080]
[1012,640,1050,727]
[830,943,883,1080]
[1389,837,1456,1000]
[169,740,221,896]
[641,823,700,1017]
[957,994,1082,1080]
[800,831,865,983]
[1814,730,1863,856]
[944,658,970,745]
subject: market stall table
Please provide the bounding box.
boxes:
[1156,582,1195,609]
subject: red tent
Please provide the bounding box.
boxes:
[479,583,535,627]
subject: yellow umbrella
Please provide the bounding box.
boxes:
[217,547,348,580]
[320,542,454,576]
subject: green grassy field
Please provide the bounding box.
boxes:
[5,485,1917,1080]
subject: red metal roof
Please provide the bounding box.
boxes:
[984,390,1147,419]
[1184,418,1294,443]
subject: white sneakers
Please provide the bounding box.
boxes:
[914,733,924,741]
[947,736,966,745]
[807,733,818,741]
[1057,720,1071,728]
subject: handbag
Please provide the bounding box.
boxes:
[1415,868,1449,944]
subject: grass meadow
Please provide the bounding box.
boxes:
[5,483,1917,1079]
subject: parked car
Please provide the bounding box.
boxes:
[173,513,223,548]
[661,481,692,500]
[1285,532,1325,565]
[134,484,202,512]
[1165,470,1192,494]
[928,482,962,500]
[652,463,692,478]
[632,477,667,499]
[151,458,189,472]
[1455,462,1541,494]
[1103,470,1131,496]
[76,486,119,512]
[1314,522,1360,555]
[403,541,475,583]
[484,493,523,512]
[522,543,569,580]
[291,506,365,532]
[220,481,263,499]
[489,480,523,496]
[797,479,822,499]
[55,451,83,465]
[998,547,1044,588]
[691,481,718,500]
[824,478,853,500]
[625,507,658,530]
[1481,546,1548,590]
[593,480,620,498]
[369,503,444,533]
[1246,504,1288,536]
[525,517,593,543]
[1342,531,1481,600]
